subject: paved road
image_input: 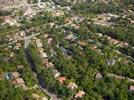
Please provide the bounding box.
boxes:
[25,49,60,100]
[108,73,134,83]
[39,85,60,100]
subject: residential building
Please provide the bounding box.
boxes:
[109,39,119,45]
[129,86,134,91]
[107,58,116,66]
[4,73,10,80]
[67,82,78,90]
[12,72,20,78]
[57,76,66,84]
[74,90,85,99]
[12,78,25,86]
[36,39,43,48]
[17,65,24,69]
[95,72,103,79]
[53,70,61,78]
[41,52,48,58]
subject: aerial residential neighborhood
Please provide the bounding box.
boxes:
[0,0,134,100]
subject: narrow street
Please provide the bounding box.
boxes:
[108,73,134,83]
[25,49,59,100]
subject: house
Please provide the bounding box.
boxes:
[46,62,54,68]
[95,72,103,79]
[42,58,54,68]
[38,48,44,53]
[50,48,56,57]
[17,65,24,69]
[4,73,10,80]
[105,35,111,40]
[44,34,49,38]
[109,39,119,45]
[32,93,41,100]
[41,52,48,58]
[49,22,55,28]
[74,90,85,99]
[67,82,78,90]
[4,16,12,22]
[36,39,43,48]
[78,41,87,46]
[12,78,25,86]
[129,86,134,91]
[20,31,26,37]
[42,58,49,65]
[42,97,48,100]
[107,58,116,66]
[65,34,76,41]
[71,24,80,29]
[12,72,20,78]
[10,52,14,57]
[15,43,22,49]
[52,10,64,17]
[65,34,73,40]
[47,38,53,45]
[65,18,72,24]
[57,76,66,84]
[96,33,103,37]
[3,16,19,26]
[53,70,61,78]
[123,42,128,47]
[24,7,35,18]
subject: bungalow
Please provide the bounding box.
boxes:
[12,72,20,79]
[15,42,22,50]
[42,58,49,65]
[95,72,103,79]
[49,22,55,28]
[123,42,128,47]
[4,73,10,80]
[65,18,72,24]
[36,39,43,48]
[118,42,129,47]
[17,65,24,69]
[50,48,56,57]
[71,24,80,29]
[47,38,53,45]
[65,34,74,40]
[32,93,40,100]
[129,85,134,91]
[44,34,49,38]
[78,41,87,46]
[96,33,103,37]
[41,52,48,58]
[42,58,54,68]
[107,58,116,66]
[10,52,14,57]
[3,16,19,26]
[20,31,26,37]
[105,36,111,40]
[52,10,64,17]
[53,70,61,78]
[109,39,119,45]
[42,97,48,100]
[65,34,77,41]
[57,76,66,84]
[74,90,85,99]
[46,62,54,68]
[4,16,12,22]
[38,48,44,53]
[12,78,25,86]
[67,82,78,90]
